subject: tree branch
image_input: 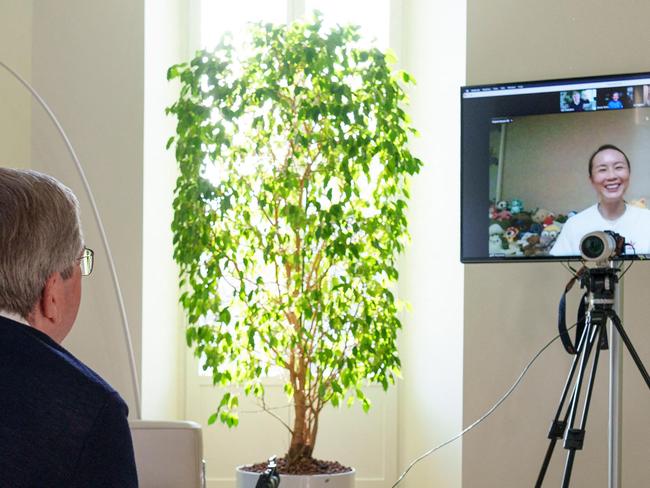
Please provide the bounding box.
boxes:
[258,395,294,434]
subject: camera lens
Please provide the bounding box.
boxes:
[581,235,605,259]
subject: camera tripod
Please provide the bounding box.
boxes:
[535,265,650,487]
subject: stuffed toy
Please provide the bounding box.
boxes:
[517,231,536,245]
[505,226,519,243]
[489,203,498,219]
[510,199,524,214]
[489,233,505,254]
[511,212,532,231]
[629,197,647,209]
[542,214,556,226]
[489,223,504,236]
[505,241,523,256]
[532,208,552,224]
[496,200,509,211]
[554,213,570,224]
[540,223,561,248]
[522,234,542,256]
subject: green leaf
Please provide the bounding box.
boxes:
[219,308,231,324]
[362,397,371,413]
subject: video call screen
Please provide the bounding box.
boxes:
[461,72,650,263]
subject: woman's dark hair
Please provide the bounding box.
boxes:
[588,144,630,177]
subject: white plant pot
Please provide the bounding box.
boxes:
[236,466,355,488]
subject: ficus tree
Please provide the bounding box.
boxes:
[167,14,422,468]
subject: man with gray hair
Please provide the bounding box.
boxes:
[0,168,138,486]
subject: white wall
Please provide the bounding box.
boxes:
[30,0,145,415]
[24,0,187,421]
[396,0,466,487]
[0,0,32,169]
[0,0,191,422]
[465,1,650,486]
[142,0,188,420]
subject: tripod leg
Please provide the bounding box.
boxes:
[535,318,593,488]
[576,320,608,430]
[608,311,650,389]
[561,319,603,487]
[535,400,571,487]
[562,451,577,488]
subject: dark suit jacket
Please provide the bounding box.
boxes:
[0,315,138,487]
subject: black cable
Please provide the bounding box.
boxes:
[618,257,635,280]
[562,261,579,277]
[390,323,578,488]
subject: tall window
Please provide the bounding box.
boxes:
[197,0,391,51]
[192,0,394,379]
[199,1,286,50]
[304,0,390,49]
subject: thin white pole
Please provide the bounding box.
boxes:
[609,273,623,488]
[0,60,142,419]
[495,123,506,202]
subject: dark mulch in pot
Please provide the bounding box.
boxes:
[241,457,353,475]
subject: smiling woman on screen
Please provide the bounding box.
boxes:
[550,144,650,256]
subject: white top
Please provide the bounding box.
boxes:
[0,310,30,327]
[550,204,650,256]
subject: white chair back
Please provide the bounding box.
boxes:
[129,420,206,488]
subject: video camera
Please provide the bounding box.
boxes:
[579,230,626,265]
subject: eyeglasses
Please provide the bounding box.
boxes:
[78,247,94,276]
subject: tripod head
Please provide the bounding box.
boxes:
[558,260,621,355]
[577,230,626,314]
[579,265,619,312]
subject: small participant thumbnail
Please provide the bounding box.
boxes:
[599,86,634,110]
[560,89,596,112]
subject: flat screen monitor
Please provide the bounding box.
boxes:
[461,71,650,263]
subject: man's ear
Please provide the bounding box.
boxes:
[39,272,62,324]
[28,271,75,344]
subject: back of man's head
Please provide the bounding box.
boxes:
[0,168,82,318]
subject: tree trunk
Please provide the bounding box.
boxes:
[287,383,314,464]
[287,440,313,464]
